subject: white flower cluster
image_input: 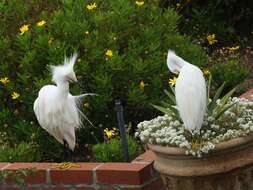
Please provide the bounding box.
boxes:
[136,97,253,157]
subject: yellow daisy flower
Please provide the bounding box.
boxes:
[139,80,147,91]
[86,2,97,11]
[203,69,210,76]
[105,49,113,58]
[135,1,144,6]
[176,3,181,8]
[19,24,30,35]
[228,45,240,53]
[11,92,20,100]
[104,128,116,139]
[83,102,90,108]
[36,20,46,27]
[168,77,177,86]
[0,77,10,85]
[207,34,217,45]
[48,37,54,45]
[85,31,90,35]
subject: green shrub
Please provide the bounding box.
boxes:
[92,136,143,162]
[211,58,249,93]
[163,0,253,45]
[0,143,41,162]
[0,0,207,161]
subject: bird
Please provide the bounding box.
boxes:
[33,53,95,158]
[166,50,207,133]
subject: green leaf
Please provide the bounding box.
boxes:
[164,89,176,105]
[207,74,212,104]
[208,82,225,113]
[213,87,236,117]
[152,104,174,116]
[215,102,237,120]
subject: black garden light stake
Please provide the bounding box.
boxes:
[115,100,129,162]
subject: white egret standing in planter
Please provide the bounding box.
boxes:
[167,50,206,133]
[33,54,95,159]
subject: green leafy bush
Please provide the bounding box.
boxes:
[163,0,253,45]
[0,0,207,161]
[0,143,41,162]
[209,49,249,93]
[211,59,249,92]
[92,136,143,162]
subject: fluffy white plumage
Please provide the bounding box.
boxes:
[167,50,206,133]
[34,54,89,150]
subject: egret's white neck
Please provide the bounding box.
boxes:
[56,80,69,97]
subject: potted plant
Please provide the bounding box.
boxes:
[136,51,253,190]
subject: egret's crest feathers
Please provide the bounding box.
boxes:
[51,53,78,83]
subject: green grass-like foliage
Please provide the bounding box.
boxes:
[0,142,41,162]
[92,136,143,162]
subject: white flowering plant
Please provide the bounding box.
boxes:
[136,76,253,157]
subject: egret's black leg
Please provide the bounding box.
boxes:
[63,139,72,161]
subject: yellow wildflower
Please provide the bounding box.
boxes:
[0,77,10,85]
[86,2,97,11]
[139,80,147,91]
[104,128,116,139]
[48,37,54,45]
[11,92,20,100]
[207,34,217,45]
[19,24,30,35]
[203,69,210,76]
[168,77,177,86]
[36,20,46,27]
[135,1,144,6]
[105,49,113,58]
[176,3,181,8]
[228,45,240,53]
[85,31,89,35]
[83,102,90,108]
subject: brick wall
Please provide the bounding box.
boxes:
[240,89,253,101]
[0,151,165,190]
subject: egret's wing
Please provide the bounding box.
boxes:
[33,85,66,145]
[175,65,206,132]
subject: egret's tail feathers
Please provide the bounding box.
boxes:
[167,50,189,73]
[79,111,96,128]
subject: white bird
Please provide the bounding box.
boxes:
[33,54,94,151]
[167,50,206,133]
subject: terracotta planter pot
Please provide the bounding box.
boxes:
[148,134,253,190]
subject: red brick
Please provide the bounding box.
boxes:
[97,188,117,190]
[4,163,50,184]
[132,150,155,163]
[50,163,101,184]
[96,163,154,185]
[240,89,253,101]
[0,162,10,170]
[75,188,96,190]
[41,187,69,190]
